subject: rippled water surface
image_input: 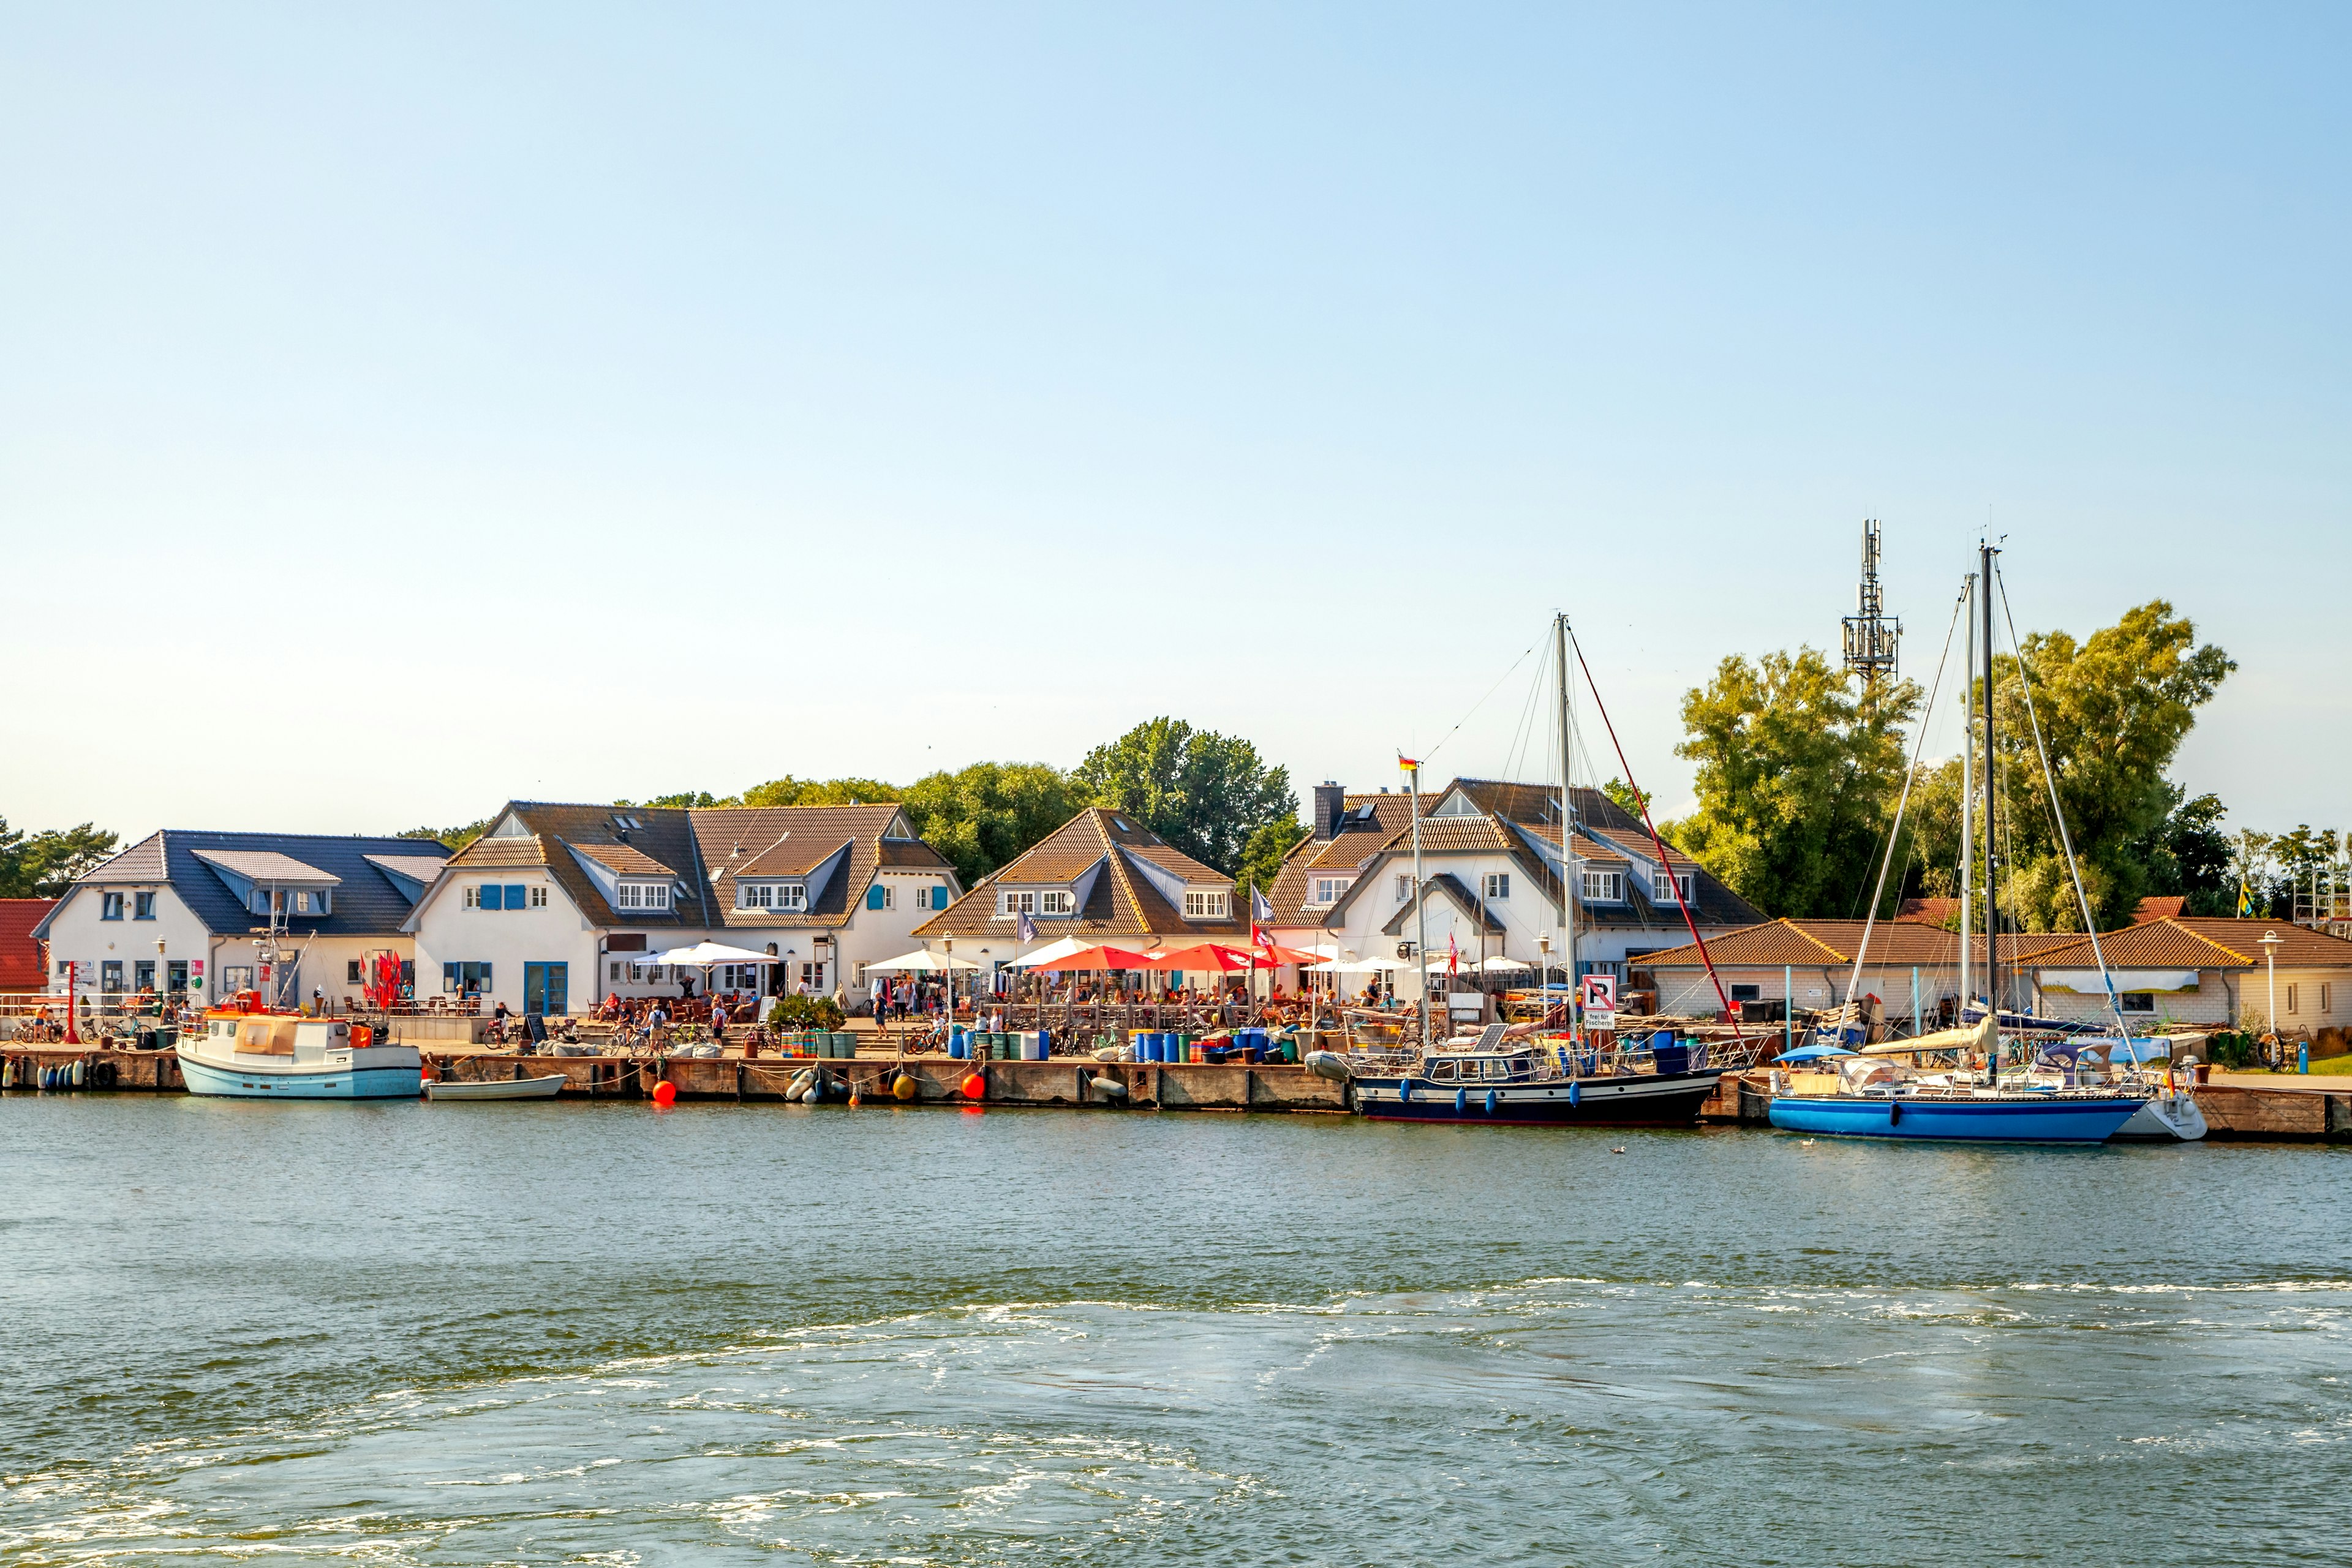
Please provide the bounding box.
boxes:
[4,1095,2348,1564]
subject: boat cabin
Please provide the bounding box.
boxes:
[202,1012,368,1061]
[1424,1052,1537,1082]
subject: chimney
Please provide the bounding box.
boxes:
[1312,782,1345,842]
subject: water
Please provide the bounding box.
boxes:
[3,1096,2348,1564]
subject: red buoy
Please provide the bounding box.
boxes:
[960,1072,986,1099]
[652,1080,677,1106]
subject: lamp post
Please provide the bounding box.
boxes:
[2261,929,2282,1046]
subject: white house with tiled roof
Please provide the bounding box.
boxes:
[1264,777,1762,1001]
[405,800,960,1014]
[910,807,1246,978]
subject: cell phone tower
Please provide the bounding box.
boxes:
[1842,519,1901,690]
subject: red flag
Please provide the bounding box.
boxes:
[1447,931,1459,974]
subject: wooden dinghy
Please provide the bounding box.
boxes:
[424,1072,567,1101]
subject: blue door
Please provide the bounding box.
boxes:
[524,962,568,1016]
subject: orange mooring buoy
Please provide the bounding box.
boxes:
[960,1072,986,1100]
[652,1080,677,1106]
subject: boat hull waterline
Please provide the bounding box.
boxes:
[177,1050,422,1100]
[1354,1070,1724,1127]
[425,1074,568,1101]
[1769,1093,2143,1144]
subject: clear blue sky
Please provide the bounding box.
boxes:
[4,4,2344,843]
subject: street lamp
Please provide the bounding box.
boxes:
[2260,929,2282,1047]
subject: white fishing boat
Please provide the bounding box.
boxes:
[425,1072,567,1101]
[178,1004,422,1100]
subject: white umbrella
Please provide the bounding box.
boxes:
[1317,954,1410,973]
[865,947,982,973]
[1008,936,1096,968]
[647,941,785,968]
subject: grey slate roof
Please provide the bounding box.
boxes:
[53,830,451,938]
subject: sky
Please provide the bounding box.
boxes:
[3,3,2345,845]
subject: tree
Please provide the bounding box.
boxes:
[0,818,119,897]
[1664,649,1920,918]
[622,790,722,809]
[1071,718,1298,873]
[2134,788,2234,916]
[1901,600,2230,930]
[1233,816,1308,905]
[735,776,900,809]
[400,820,491,851]
[1600,777,1650,820]
[900,762,1085,886]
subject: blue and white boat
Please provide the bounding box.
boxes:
[178,1007,422,1100]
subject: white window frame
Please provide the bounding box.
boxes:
[530,884,547,908]
[1651,870,1692,904]
[1038,889,1071,915]
[739,882,774,910]
[1483,873,1511,900]
[777,883,806,911]
[999,890,1037,916]
[1309,876,1353,908]
[1396,874,1413,902]
[464,886,481,910]
[1183,890,1230,920]
[1581,869,1625,903]
[617,881,672,911]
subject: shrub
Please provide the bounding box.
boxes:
[2207,1029,2258,1070]
[767,994,844,1031]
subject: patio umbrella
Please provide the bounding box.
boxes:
[1251,941,1329,967]
[864,948,983,973]
[1007,936,1096,968]
[1140,943,1262,972]
[1315,954,1411,973]
[647,941,784,968]
[1028,946,1155,973]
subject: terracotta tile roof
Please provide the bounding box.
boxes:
[1638,918,2068,969]
[692,804,951,930]
[912,808,1245,943]
[81,833,168,883]
[569,842,677,877]
[459,803,713,928]
[1454,780,1644,834]
[2024,917,2352,971]
[447,836,549,869]
[0,899,54,990]
[2133,895,2188,922]
[1897,895,1961,924]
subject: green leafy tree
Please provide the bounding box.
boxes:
[2136,789,2234,916]
[1233,816,1308,904]
[735,776,900,809]
[1600,777,1651,820]
[624,790,722,809]
[1906,601,2231,930]
[0,818,119,897]
[900,762,1085,886]
[399,820,491,851]
[1664,649,1920,918]
[1072,717,1297,873]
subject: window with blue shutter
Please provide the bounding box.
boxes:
[935,885,951,909]
[867,884,886,910]
[503,884,527,910]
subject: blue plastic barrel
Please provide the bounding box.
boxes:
[948,1029,967,1060]
[1038,1028,1052,1059]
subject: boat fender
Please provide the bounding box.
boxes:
[1485,1089,1498,1116]
[1569,1080,1580,1107]
[1090,1076,1129,1098]
[1454,1088,1468,1115]
[1305,1050,1352,1083]
[892,1072,918,1101]
[1398,1078,1412,1104]
[1888,1101,1902,1126]
[72,1058,85,1088]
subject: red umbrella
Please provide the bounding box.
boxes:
[1141,943,1263,972]
[1028,946,1155,973]
[1249,941,1325,967]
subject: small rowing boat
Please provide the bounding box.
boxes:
[424,1073,567,1101]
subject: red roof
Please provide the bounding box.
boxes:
[0,899,55,990]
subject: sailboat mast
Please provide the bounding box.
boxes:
[1959,571,1975,1009]
[1555,613,1578,1041]
[1406,755,1429,1050]
[1980,541,2001,1055]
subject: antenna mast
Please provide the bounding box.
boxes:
[1842,519,1902,693]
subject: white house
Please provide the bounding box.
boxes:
[32,830,451,1009]
[405,800,962,1014]
[1261,778,1762,1001]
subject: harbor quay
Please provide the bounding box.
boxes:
[9,1039,2352,1137]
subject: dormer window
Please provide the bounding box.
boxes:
[1038,891,1073,916]
[1183,890,1230,919]
[737,882,804,911]
[998,891,1036,916]
[1650,870,1692,904]
[1308,876,1353,908]
[1581,870,1625,902]
[293,890,331,915]
[617,880,672,911]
